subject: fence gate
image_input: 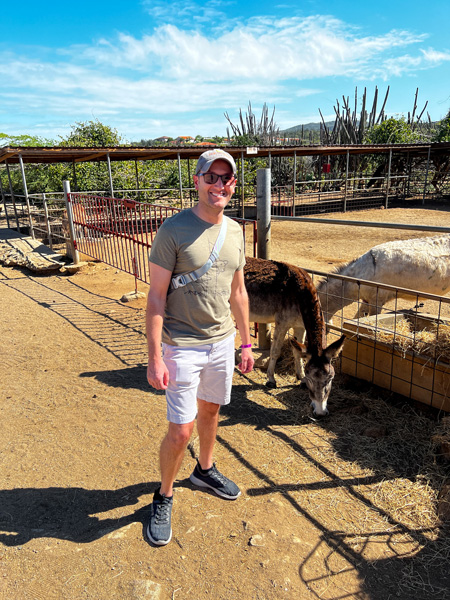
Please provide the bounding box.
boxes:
[65,191,257,290]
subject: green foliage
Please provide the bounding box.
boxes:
[0,132,54,147]
[364,117,425,145]
[433,110,450,142]
[229,133,261,147]
[59,119,123,147]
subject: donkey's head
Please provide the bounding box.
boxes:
[291,335,345,419]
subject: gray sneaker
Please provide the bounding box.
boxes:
[146,488,173,546]
[190,461,241,500]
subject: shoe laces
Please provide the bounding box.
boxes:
[209,464,226,484]
[154,496,172,524]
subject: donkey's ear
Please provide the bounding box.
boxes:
[290,337,309,359]
[323,334,345,362]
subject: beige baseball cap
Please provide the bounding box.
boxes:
[195,149,237,175]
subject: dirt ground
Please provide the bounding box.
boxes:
[1,205,450,600]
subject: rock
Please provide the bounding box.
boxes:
[120,291,146,302]
[131,579,162,599]
[60,261,89,274]
[248,534,265,547]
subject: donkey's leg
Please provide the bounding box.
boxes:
[293,325,306,380]
[266,322,289,388]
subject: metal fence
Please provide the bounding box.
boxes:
[307,268,450,413]
[3,181,449,412]
[67,192,258,288]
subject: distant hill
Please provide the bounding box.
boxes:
[280,121,334,135]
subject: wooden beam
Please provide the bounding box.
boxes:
[0,151,18,163]
[135,152,176,161]
[74,152,107,163]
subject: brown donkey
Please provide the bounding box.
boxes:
[244,257,345,417]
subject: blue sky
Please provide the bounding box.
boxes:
[1,0,449,142]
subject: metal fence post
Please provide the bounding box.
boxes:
[0,168,10,228]
[240,151,245,219]
[18,153,34,238]
[422,147,431,205]
[43,193,53,250]
[106,153,114,197]
[256,168,271,350]
[63,180,80,265]
[344,149,349,212]
[177,153,183,209]
[385,149,392,209]
[6,162,20,231]
[292,150,297,217]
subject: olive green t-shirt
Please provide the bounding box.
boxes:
[149,208,245,346]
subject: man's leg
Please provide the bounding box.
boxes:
[190,398,240,500]
[147,420,195,546]
[160,420,195,497]
[196,399,220,470]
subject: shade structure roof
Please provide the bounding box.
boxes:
[1,142,449,165]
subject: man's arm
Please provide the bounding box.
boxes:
[229,268,254,374]
[146,262,173,389]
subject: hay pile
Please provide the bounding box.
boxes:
[367,318,450,363]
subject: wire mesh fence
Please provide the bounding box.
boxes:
[307,268,450,412]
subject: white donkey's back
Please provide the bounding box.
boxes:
[319,234,450,320]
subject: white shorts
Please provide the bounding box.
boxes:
[162,334,236,424]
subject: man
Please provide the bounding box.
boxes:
[146,149,254,546]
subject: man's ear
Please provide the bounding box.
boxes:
[193,175,199,190]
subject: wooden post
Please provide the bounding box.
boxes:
[18,153,34,238]
[256,168,271,350]
[63,180,80,265]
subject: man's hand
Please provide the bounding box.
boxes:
[238,347,254,374]
[147,358,169,390]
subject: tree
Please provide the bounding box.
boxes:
[59,119,123,147]
[364,116,425,145]
[430,109,450,192]
[49,120,125,192]
[0,132,54,147]
[433,109,450,143]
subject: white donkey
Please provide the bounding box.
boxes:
[317,234,450,322]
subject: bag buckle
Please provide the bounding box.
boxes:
[171,274,187,289]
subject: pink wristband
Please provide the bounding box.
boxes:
[240,344,252,348]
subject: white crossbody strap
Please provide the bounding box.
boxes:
[170,217,228,290]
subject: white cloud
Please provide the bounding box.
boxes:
[80,16,430,82]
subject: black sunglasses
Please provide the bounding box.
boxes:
[199,172,236,185]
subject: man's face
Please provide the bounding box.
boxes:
[193,159,236,213]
